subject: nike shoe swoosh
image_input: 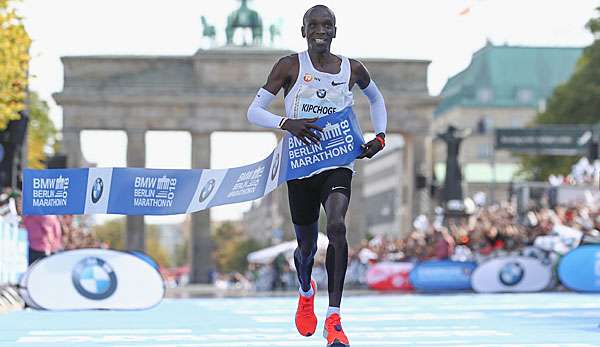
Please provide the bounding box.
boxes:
[331,186,347,191]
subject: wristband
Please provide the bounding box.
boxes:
[375,134,385,148]
[278,117,288,129]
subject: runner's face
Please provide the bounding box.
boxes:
[302,10,336,53]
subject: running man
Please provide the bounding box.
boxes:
[247,5,387,346]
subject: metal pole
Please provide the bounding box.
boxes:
[490,141,496,205]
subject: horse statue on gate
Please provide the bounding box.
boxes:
[201,16,216,41]
[226,0,263,46]
[268,18,283,47]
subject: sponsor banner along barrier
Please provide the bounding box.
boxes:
[0,219,28,285]
[558,245,600,292]
[471,256,553,293]
[19,248,164,310]
[23,107,364,216]
[366,262,413,291]
[409,260,477,291]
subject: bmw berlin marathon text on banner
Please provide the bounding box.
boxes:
[23,108,364,216]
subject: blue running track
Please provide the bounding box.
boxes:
[2,293,600,346]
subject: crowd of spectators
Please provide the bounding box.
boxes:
[245,195,600,291]
[372,202,599,263]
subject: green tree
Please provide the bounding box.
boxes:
[92,218,171,267]
[587,6,600,35]
[173,242,189,267]
[213,221,264,273]
[172,223,190,267]
[92,218,125,249]
[146,226,171,268]
[27,91,58,169]
[520,8,600,179]
[0,0,30,129]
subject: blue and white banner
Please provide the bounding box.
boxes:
[23,107,364,216]
[409,260,477,292]
[471,256,553,293]
[0,220,28,286]
[558,245,600,292]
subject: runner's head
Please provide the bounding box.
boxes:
[302,5,336,54]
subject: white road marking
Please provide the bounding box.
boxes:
[27,329,193,336]
[17,328,509,344]
[252,312,486,323]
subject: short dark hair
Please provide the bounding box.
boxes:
[303,5,336,26]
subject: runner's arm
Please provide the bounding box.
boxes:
[247,56,322,144]
[352,60,387,158]
[246,57,290,129]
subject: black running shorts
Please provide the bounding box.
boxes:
[286,168,352,225]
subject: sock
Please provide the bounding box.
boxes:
[299,286,314,298]
[326,306,340,318]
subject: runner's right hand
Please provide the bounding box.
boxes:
[281,118,323,145]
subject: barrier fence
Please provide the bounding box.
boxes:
[363,245,600,293]
[0,219,28,286]
[1,213,597,295]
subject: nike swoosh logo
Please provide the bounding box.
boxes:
[331,81,346,86]
[331,186,347,191]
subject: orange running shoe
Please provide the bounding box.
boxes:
[295,280,317,336]
[323,313,350,347]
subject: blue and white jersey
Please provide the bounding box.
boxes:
[284,51,355,178]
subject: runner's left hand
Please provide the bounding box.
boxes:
[357,137,383,159]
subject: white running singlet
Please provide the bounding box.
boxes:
[284,51,355,179]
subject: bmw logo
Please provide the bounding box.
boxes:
[316,89,326,98]
[71,257,117,300]
[199,178,216,202]
[271,152,280,180]
[499,262,525,286]
[91,178,104,203]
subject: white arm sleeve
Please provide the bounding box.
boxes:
[247,88,283,129]
[361,81,387,134]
